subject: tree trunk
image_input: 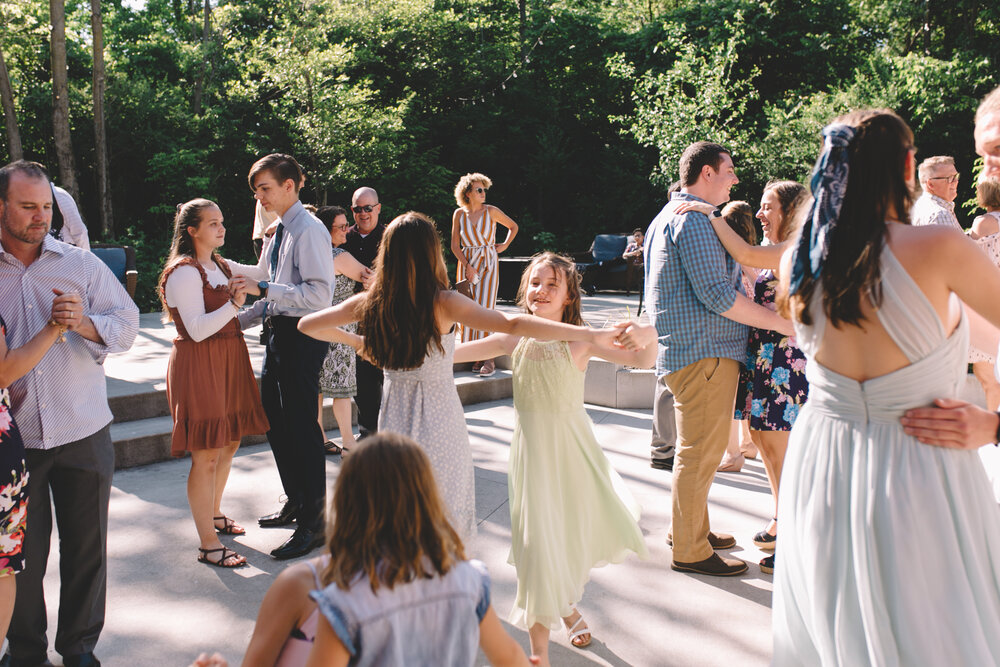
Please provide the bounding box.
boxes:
[91,0,113,237]
[0,47,22,161]
[518,0,527,60]
[50,0,78,197]
[192,0,211,115]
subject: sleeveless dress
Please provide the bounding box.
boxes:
[969,211,1000,363]
[507,338,648,631]
[319,247,358,398]
[274,556,325,667]
[378,331,476,541]
[773,247,1000,665]
[745,269,808,430]
[457,208,498,343]
[163,258,269,456]
[311,559,491,666]
[0,314,28,577]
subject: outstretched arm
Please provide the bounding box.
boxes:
[439,291,618,348]
[297,293,366,351]
[454,333,519,364]
[674,200,785,269]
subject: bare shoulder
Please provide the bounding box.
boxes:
[274,559,321,593]
[889,222,968,257]
[972,214,999,238]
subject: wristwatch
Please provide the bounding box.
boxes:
[257,280,269,298]
[711,209,723,219]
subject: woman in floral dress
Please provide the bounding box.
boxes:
[744,182,810,574]
[1,310,64,637]
[316,206,371,455]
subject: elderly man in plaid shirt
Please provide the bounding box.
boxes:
[644,141,793,577]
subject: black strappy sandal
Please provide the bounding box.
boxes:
[197,546,247,568]
[213,515,246,535]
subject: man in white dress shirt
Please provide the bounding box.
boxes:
[49,184,91,251]
[911,156,962,229]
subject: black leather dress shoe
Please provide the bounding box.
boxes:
[258,500,299,528]
[63,653,100,667]
[1,654,55,667]
[270,526,325,560]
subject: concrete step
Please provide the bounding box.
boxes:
[109,356,514,423]
[110,369,513,470]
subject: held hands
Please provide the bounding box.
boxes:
[228,276,261,299]
[50,288,85,331]
[613,321,657,351]
[465,265,479,284]
[228,278,250,308]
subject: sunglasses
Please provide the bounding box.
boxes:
[352,204,378,213]
[928,174,960,183]
[473,187,488,194]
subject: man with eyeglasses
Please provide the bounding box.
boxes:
[342,186,385,439]
[911,156,962,229]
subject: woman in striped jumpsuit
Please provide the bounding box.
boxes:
[450,172,519,377]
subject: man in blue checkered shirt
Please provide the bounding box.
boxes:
[644,141,792,577]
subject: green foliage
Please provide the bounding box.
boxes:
[1,0,999,310]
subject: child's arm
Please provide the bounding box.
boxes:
[303,616,350,667]
[298,293,366,349]
[439,291,618,348]
[478,606,534,667]
[241,563,316,667]
[454,333,519,364]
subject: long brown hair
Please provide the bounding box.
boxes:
[321,432,465,592]
[157,198,227,318]
[515,252,584,325]
[360,212,450,369]
[789,110,914,328]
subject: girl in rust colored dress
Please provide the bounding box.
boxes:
[159,199,269,568]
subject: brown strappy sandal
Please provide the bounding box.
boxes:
[197,546,247,568]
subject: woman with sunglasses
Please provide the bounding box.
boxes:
[315,206,371,455]
[451,173,519,377]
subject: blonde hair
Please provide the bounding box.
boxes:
[453,173,493,207]
[515,252,584,326]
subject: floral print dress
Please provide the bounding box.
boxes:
[746,270,808,431]
[0,314,29,576]
[319,247,358,398]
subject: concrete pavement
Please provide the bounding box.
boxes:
[34,398,775,666]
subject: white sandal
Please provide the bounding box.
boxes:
[564,609,592,649]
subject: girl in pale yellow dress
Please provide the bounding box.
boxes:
[454,253,654,667]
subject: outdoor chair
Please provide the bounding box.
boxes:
[92,243,138,299]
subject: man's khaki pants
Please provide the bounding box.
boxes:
[665,357,740,563]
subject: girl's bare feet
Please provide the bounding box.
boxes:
[562,608,592,648]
